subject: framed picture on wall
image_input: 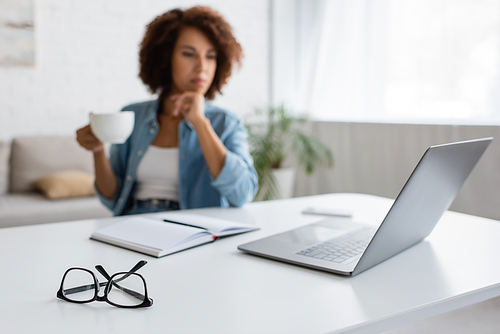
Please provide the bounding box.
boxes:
[0,0,34,66]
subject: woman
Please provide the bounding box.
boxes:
[76,6,258,215]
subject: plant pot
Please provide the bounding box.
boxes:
[254,167,296,201]
[271,167,296,199]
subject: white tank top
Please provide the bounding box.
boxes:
[134,146,179,201]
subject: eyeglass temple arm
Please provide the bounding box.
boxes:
[63,279,144,301]
[95,260,147,283]
[108,283,146,301]
[63,281,106,295]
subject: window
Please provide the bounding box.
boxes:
[386,0,500,122]
[292,0,500,123]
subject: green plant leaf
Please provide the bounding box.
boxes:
[245,104,334,200]
[292,131,333,175]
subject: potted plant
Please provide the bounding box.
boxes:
[245,105,333,201]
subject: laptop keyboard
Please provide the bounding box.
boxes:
[296,227,375,263]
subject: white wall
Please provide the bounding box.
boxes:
[0,0,270,141]
[293,121,500,221]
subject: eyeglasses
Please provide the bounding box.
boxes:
[56,260,153,308]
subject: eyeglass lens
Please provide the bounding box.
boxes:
[107,273,146,307]
[62,269,96,302]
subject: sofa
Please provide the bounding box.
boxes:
[0,136,112,228]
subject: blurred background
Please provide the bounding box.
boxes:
[1,0,499,215]
[0,0,269,140]
[1,0,499,221]
[3,0,500,141]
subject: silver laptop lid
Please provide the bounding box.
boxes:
[351,137,493,276]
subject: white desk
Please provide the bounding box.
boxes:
[1,193,500,334]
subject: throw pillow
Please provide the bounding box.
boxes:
[34,170,95,200]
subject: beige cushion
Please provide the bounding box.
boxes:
[0,141,10,195]
[10,136,93,192]
[34,170,95,199]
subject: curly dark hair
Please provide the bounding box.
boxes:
[139,6,243,101]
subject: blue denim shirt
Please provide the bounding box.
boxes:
[96,99,258,216]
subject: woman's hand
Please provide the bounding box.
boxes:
[76,125,104,153]
[170,92,206,126]
[170,92,227,178]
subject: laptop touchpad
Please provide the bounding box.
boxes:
[273,225,348,246]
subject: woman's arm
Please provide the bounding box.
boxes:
[191,117,226,178]
[171,92,227,178]
[76,125,118,199]
[209,117,258,206]
[170,92,257,205]
[93,150,118,199]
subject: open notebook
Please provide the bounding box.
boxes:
[91,212,259,257]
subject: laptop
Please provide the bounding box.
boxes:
[238,137,493,276]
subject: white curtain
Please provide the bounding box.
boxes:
[293,0,388,119]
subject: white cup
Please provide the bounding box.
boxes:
[89,112,135,144]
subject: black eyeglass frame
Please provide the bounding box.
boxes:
[56,260,153,308]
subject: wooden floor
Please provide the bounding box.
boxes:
[385,296,500,333]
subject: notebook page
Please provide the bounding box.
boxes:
[93,217,206,250]
[151,212,256,235]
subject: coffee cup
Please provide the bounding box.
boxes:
[89,112,135,144]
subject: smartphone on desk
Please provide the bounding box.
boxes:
[302,207,353,218]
